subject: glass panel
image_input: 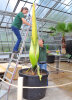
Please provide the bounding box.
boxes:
[62,13,70,21]
[8,24,11,27]
[0,0,8,10]
[63,6,71,12]
[44,22,55,27]
[6,0,18,12]
[36,21,44,28]
[47,10,55,17]
[63,0,71,5]
[41,0,51,6]
[46,10,58,20]
[68,15,72,21]
[57,4,66,10]
[28,0,35,3]
[8,18,13,23]
[0,31,12,52]
[68,1,72,5]
[67,8,72,13]
[55,3,61,9]
[35,0,44,4]
[61,0,66,3]
[28,0,44,4]
[36,7,45,17]
[3,16,10,22]
[46,10,67,22]
[0,15,3,21]
[1,23,6,27]
[39,8,49,18]
[22,0,27,1]
[0,32,7,41]
[53,12,63,20]
[51,11,59,18]
[15,1,25,13]
[47,1,56,8]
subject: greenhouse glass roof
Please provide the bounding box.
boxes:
[0,0,72,53]
[0,0,72,30]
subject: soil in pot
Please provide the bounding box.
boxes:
[19,68,49,100]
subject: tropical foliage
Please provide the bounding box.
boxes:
[49,22,72,36]
[49,22,72,54]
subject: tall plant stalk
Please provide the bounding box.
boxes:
[29,3,42,80]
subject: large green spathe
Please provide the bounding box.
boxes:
[29,3,39,69]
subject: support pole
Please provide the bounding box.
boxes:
[17,77,23,100]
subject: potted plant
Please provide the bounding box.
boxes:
[19,3,49,100]
[46,45,55,63]
[49,22,72,54]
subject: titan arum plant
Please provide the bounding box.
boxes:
[29,3,42,80]
[49,22,72,54]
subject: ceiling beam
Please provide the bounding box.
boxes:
[0,10,16,17]
[0,26,53,33]
[0,10,58,24]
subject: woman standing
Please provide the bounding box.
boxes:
[11,7,31,53]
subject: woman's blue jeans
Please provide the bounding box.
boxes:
[11,26,22,51]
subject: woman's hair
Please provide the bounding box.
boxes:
[42,39,44,44]
[21,7,28,12]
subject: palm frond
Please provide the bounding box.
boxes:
[56,22,66,32]
[49,27,56,32]
[67,23,72,32]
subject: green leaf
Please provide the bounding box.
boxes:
[50,32,58,36]
[56,22,66,32]
[29,40,39,69]
[46,45,49,50]
[49,27,56,32]
[37,65,42,81]
[67,23,72,32]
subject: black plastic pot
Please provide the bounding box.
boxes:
[47,54,55,63]
[0,73,4,82]
[66,40,72,55]
[19,68,49,100]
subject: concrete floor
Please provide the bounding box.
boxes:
[0,62,72,100]
[0,80,72,100]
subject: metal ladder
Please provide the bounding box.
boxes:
[1,15,31,92]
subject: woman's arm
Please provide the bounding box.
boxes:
[21,18,31,26]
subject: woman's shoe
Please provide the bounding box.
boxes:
[13,51,19,53]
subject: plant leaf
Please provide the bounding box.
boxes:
[67,23,72,32]
[29,40,39,69]
[56,22,66,32]
[49,27,56,32]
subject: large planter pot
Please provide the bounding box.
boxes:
[66,40,72,55]
[0,73,4,82]
[47,54,55,63]
[19,68,49,100]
